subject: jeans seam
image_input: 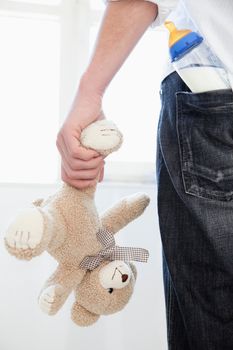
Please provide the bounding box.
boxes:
[167,272,174,348]
[175,93,192,199]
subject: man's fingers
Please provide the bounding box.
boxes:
[58,143,104,180]
[57,123,105,188]
[68,155,103,171]
[61,160,103,180]
[61,167,97,189]
[61,130,99,160]
[57,139,103,171]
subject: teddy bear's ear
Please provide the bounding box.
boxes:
[129,263,137,280]
[71,302,100,327]
[32,198,44,207]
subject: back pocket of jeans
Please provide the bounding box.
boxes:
[176,89,233,201]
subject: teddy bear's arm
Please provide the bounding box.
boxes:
[100,193,150,234]
[38,264,86,316]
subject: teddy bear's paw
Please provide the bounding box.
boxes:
[126,193,150,208]
[38,285,67,316]
[80,120,123,156]
[4,208,45,260]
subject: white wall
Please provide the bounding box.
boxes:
[0,181,167,350]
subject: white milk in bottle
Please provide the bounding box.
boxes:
[164,21,230,93]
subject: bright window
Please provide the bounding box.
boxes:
[0,11,60,183]
[0,0,168,184]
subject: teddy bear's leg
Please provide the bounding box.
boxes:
[38,265,86,316]
[100,193,150,234]
[4,207,52,260]
[71,301,100,327]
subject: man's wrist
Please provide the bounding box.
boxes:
[80,71,107,99]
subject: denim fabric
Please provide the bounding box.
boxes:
[156,71,233,350]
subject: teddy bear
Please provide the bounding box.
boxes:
[4,120,150,326]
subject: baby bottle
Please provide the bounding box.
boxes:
[164,21,230,93]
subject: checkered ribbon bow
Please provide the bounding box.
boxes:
[79,228,149,271]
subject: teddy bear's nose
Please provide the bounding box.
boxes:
[122,274,128,283]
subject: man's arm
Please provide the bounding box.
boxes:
[57,1,158,189]
[82,0,158,94]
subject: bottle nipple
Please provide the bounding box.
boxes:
[164,21,203,62]
[164,21,191,48]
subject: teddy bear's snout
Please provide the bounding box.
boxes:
[99,260,132,290]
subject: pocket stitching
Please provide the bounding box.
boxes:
[176,92,233,201]
[176,93,201,198]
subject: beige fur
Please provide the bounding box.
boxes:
[4,120,150,326]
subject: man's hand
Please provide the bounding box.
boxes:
[56,79,105,189]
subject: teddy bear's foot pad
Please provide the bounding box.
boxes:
[4,208,44,260]
[39,285,68,315]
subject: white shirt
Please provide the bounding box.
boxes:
[106,0,233,88]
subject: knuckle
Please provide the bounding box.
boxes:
[70,150,78,158]
[69,159,79,170]
[66,170,77,180]
[82,153,90,161]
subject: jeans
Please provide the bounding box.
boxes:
[156,71,233,350]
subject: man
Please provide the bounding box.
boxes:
[56,1,233,348]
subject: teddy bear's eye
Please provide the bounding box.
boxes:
[108,288,114,294]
